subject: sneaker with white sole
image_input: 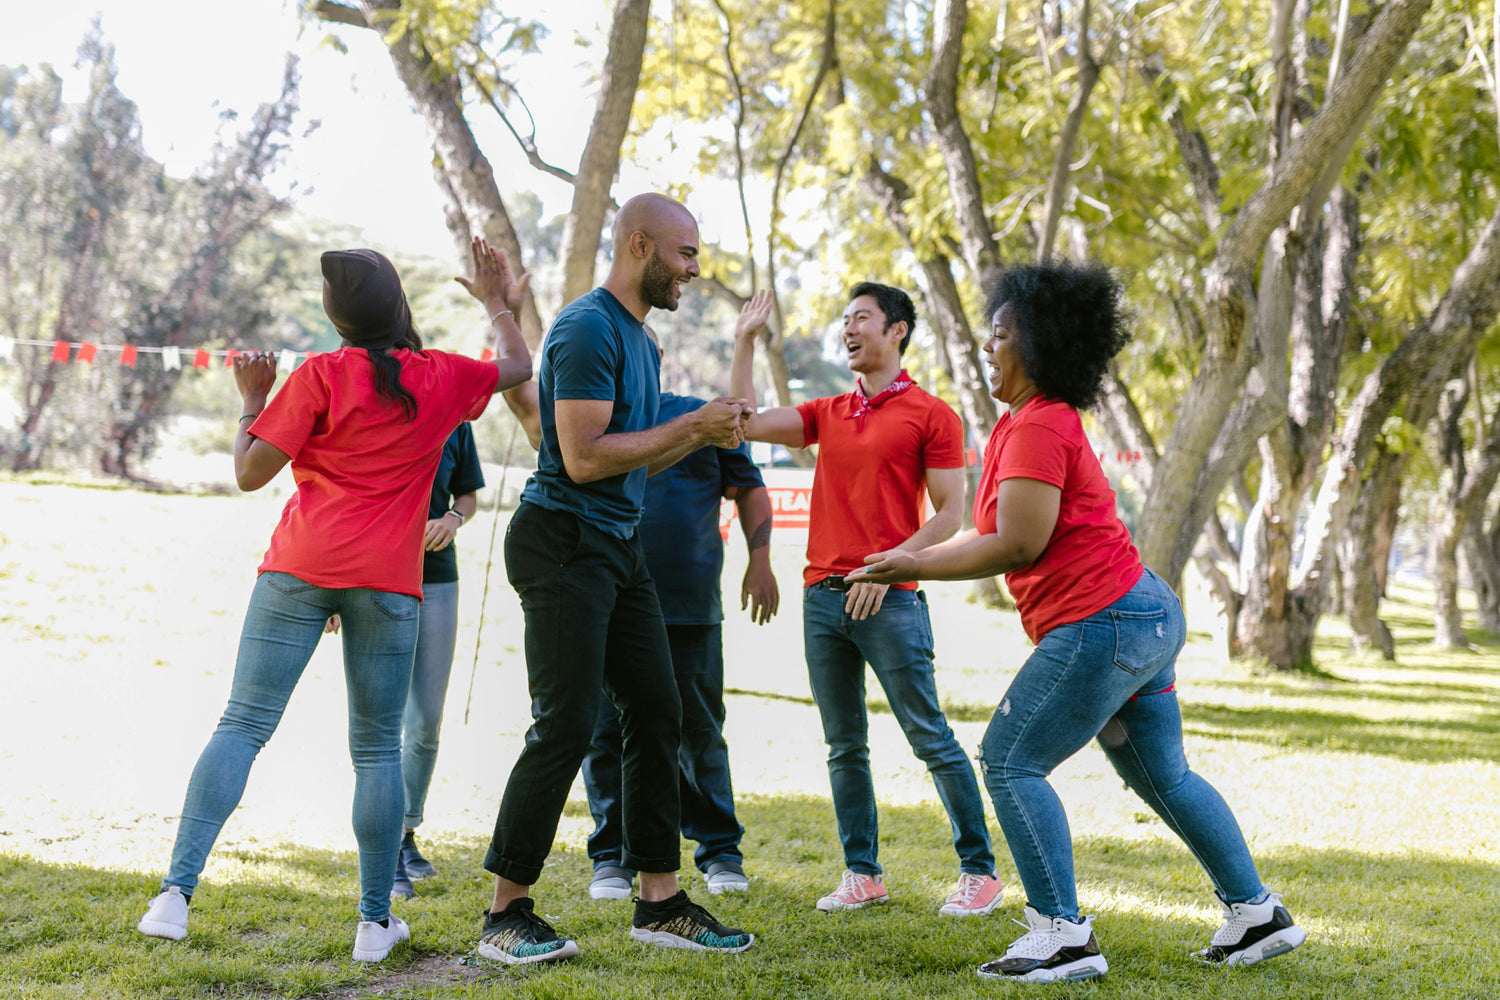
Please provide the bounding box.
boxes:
[630,890,754,952]
[1194,893,1306,966]
[137,886,190,941]
[589,865,636,901]
[939,872,1004,917]
[815,870,888,912]
[352,914,409,962]
[977,906,1108,982]
[704,859,750,894]
[477,897,579,964]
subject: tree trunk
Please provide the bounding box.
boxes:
[557,0,650,306]
[1036,0,1100,261]
[320,1,546,346]
[1342,451,1400,658]
[1464,514,1500,634]
[1133,0,1434,586]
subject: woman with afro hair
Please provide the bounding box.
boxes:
[855,260,1304,983]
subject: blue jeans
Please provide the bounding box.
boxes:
[163,571,418,923]
[803,584,994,876]
[402,580,459,830]
[583,623,743,874]
[979,568,1265,920]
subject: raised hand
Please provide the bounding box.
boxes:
[232,351,278,403]
[735,289,774,341]
[455,236,532,316]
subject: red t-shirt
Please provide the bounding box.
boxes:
[797,384,964,589]
[249,348,500,598]
[974,396,1142,642]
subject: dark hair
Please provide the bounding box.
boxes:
[849,281,917,355]
[984,260,1129,411]
[366,320,423,422]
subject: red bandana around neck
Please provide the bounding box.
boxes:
[845,369,915,432]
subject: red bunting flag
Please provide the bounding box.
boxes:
[51,340,71,363]
[77,343,98,364]
[479,348,495,363]
[193,349,210,369]
[224,349,241,367]
[120,344,138,367]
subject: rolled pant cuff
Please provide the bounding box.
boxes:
[622,850,680,874]
[483,848,541,885]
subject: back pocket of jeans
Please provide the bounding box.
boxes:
[371,590,418,622]
[1109,608,1170,675]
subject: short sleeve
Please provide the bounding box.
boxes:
[448,423,487,496]
[549,309,620,401]
[992,422,1071,488]
[921,400,965,469]
[797,398,824,446]
[718,441,764,492]
[439,353,500,422]
[249,364,328,461]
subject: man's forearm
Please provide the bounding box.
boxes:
[570,412,706,483]
[896,504,961,552]
[736,487,773,553]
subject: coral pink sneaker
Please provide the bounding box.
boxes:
[939,872,1005,917]
[815,870,889,912]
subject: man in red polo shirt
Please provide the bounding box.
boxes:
[730,284,1001,917]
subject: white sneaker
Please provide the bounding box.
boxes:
[137,886,189,941]
[977,906,1108,982]
[1195,893,1306,966]
[352,914,410,962]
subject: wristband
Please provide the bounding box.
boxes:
[445,509,466,525]
[239,413,259,423]
[489,308,514,325]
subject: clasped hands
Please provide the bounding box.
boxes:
[696,396,754,449]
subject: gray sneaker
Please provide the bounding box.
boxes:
[704,859,749,894]
[589,865,635,900]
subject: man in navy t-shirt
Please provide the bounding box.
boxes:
[582,391,777,900]
[479,194,757,963]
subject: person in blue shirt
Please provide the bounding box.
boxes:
[583,389,778,901]
[475,194,756,964]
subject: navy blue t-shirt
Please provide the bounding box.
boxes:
[640,393,765,625]
[520,287,661,536]
[423,422,486,585]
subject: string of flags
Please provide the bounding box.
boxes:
[0,337,497,371]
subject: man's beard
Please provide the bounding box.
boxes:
[641,250,680,311]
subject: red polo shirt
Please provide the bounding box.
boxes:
[797,383,964,589]
[974,396,1142,641]
[249,348,499,598]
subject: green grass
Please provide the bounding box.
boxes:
[3,797,1497,999]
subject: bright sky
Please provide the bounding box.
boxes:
[0,0,730,261]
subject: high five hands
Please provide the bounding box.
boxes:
[735,289,774,341]
[456,236,531,315]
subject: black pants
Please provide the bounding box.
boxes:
[485,501,682,884]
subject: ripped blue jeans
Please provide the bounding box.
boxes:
[978,568,1265,920]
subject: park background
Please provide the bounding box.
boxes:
[2,0,1499,997]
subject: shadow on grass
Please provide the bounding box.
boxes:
[3,797,1497,999]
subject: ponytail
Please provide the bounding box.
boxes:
[365,317,424,422]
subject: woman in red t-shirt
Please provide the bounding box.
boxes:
[137,240,532,963]
[857,262,1303,982]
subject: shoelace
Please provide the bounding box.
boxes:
[838,871,872,897]
[950,874,987,905]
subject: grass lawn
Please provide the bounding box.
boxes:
[2,478,1498,998]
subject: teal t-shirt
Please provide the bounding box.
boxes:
[520,288,661,536]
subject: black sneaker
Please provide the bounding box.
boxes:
[476,898,579,964]
[1194,893,1306,966]
[401,830,437,879]
[629,890,754,952]
[390,849,415,900]
[977,906,1108,982]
